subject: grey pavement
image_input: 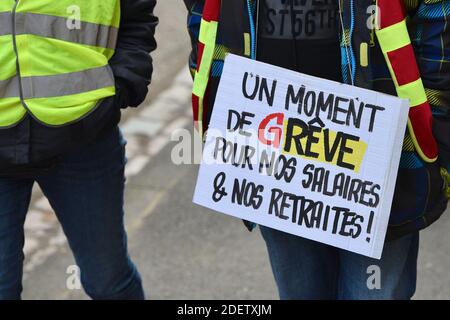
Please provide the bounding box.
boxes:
[21,0,450,299]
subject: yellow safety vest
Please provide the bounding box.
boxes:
[0,0,120,127]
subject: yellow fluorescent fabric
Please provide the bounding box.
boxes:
[193,19,219,138]
[0,32,21,126]
[193,19,218,97]
[0,0,120,127]
[25,87,115,126]
[0,37,16,81]
[17,0,120,27]
[375,19,410,53]
[0,1,15,12]
[0,99,26,127]
[198,19,217,43]
[16,35,111,77]
[397,78,428,107]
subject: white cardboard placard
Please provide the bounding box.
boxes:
[193,54,409,259]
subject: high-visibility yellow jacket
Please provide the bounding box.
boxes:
[0,0,120,127]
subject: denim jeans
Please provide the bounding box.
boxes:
[0,126,144,300]
[260,226,419,300]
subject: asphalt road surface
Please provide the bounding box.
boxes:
[21,0,450,300]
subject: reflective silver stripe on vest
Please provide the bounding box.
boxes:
[14,12,118,49]
[0,76,19,98]
[0,12,13,36]
[21,65,115,99]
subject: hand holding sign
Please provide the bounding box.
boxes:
[194,54,409,259]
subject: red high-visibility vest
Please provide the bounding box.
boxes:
[192,0,439,163]
[191,0,221,138]
[375,0,438,162]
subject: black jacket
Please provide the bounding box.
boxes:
[0,0,158,176]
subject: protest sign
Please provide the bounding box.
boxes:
[193,54,409,259]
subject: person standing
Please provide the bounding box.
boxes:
[0,0,157,299]
[184,0,449,299]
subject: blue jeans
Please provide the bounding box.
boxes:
[260,226,419,300]
[0,126,144,300]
